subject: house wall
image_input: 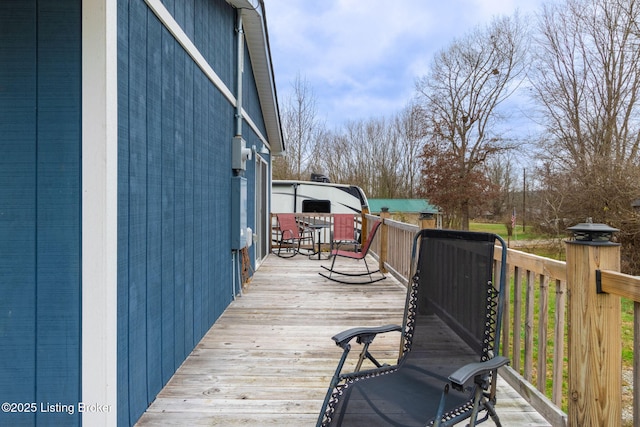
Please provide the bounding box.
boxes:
[0,0,270,424]
[241,40,269,266]
[0,1,82,425]
[117,0,267,424]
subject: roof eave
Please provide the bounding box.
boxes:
[226,0,284,154]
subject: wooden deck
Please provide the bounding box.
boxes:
[136,253,551,426]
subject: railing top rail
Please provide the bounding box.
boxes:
[496,245,567,280]
[599,269,640,302]
[382,218,420,233]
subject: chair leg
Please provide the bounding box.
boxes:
[278,243,293,257]
[362,257,374,282]
[484,399,502,427]
[317,347,351,427]
[275,237,296,258]
[433,384,449,427]
[325,252,338,279]
[468,386,484,427]
[362,257,385,283]
[319,255,385,284]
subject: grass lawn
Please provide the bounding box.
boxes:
[470,221,634,413]
[469,222,543,241]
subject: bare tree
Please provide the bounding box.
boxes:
[393,103,427,198]
[531,0,640,224]
[486,153,517,220]
[415,14,528,229]
[314,109,427,199]
[273,73,325,180]
[273,72,427,199]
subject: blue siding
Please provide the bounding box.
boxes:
[159,21,176,389]
[193,71,205,339]
[118,0,237,424]
[0,4,38,425]
[128,0,150,420]
[145,7,164,408]
[166,0,235,91]
[242,43,268,135]
[117,0,131,424]
[0,0,81,426]
[241,44,268,267]
[183,55,196,354]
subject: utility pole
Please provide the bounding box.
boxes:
[522,168,526,232]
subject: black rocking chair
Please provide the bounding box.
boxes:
[319,220,384,284]
[317,229,509,426]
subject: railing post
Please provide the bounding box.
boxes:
[419,212,435,229]
[361,207,369,245]
[379,207,390,274]
[635,301,640,425]
[565,223,621,427]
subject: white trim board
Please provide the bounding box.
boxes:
[81,0,119,425]
[145,0,270,148]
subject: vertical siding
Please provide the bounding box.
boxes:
[192,70,205,340]
[128,0,150,420]
[117,0,131,423]
[183,55,196,354]
[0,4,38,425]
[145,6,164,408]
[118,0,236,424]
[0,0,81,426]
[35,3,82,425]
[159,20,176,389]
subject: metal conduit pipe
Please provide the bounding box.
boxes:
[231,10,249,299]
[232,11,251,172]
[235,11,244,138]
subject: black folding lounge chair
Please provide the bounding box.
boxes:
[319,220,384,284]
[317,229,509,427]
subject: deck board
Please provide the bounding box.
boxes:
[136,254,551,426]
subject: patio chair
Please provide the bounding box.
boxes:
[317,229,509,427]
[331,214,359,252]
[319,220,384,284]
[272,213,314,258]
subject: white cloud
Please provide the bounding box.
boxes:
[265,0,544,128]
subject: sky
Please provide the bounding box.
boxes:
[265,0,547,131]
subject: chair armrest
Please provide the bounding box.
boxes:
[448,356,510,390]
[281,229,295,239]
[332,324,402,349]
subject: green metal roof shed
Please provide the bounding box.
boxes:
[368,199,439,214]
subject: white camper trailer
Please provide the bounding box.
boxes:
[271,180,369,214]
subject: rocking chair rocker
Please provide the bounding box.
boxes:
[319,220,384,285]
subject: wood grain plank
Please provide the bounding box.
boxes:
[135,254,551,426]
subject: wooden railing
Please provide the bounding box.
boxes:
[596,270,640,426]
[494,245,568,426]
[270,212,639,426]
[270,213,360,253]
[363,213,639,427]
